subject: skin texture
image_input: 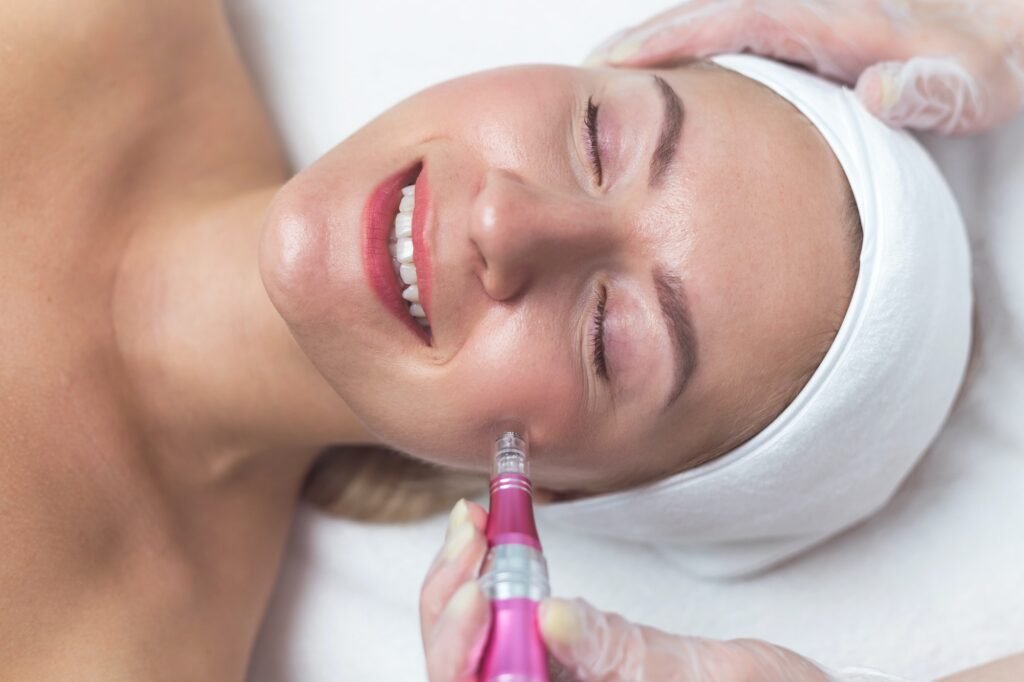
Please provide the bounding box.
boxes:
[262,60,858,496]
[0,1,854,679]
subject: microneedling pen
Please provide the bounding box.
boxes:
[477,431,551,682]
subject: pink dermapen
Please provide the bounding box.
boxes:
[477,431,551,682]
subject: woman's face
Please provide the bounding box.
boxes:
[260,62,856,495]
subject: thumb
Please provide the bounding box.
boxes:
[583,25,636,66]
[538,597,736,681]
[538,597,647,681]
[855,57,987,135]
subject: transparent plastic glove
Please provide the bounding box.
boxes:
[421,504,910,682]
[420,499,493,682]
[420,499,578,681]
[538,597,916,681]
[585,0,1024,135]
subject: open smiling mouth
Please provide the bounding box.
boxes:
[363,161,433,346]
[390,182,429,330]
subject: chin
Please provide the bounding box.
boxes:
[260,171,355,332]
[258,185,464,462]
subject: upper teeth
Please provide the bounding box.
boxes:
[391,184,429,329]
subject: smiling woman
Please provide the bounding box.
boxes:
[265,59,865,519]
[0,0,981,678]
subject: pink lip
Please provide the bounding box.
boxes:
[362,161,432,345]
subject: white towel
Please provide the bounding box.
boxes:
[538,54,975,579]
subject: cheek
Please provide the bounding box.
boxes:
[406,69,568,173]
[353,312,583,472]
[417,311,587,471]
[448,329,582,430]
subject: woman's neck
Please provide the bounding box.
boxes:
[111,185,378,490]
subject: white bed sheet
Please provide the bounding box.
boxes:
[224,2,1024,679]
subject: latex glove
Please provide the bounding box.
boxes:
[420,500,909,681]
[539,597,915,681]
[585,0,1024,135]
[420,499,493,682]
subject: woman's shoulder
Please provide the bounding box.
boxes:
[0,0,280,186]
[0,0,220,99]
[0,0,286,244]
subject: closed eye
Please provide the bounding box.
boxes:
[584,97,603,185]
[589,282,609,380]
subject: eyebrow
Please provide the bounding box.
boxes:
[649,75,685,187]
[653,265,699,411]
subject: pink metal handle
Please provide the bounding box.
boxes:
[478,598,548,682]
[487,473,541,550]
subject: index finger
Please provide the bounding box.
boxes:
[419,499,489,642]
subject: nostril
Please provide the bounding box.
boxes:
[481,262,532,304]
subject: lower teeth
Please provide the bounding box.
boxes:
[392,254,429,329]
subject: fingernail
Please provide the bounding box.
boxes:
[443,520,476,561]
[607,38,644,64]
[879,74,899,112]
[582,50,607,67]
[539,598,581,646]
[446,580,482,618]
[447,498,470,538]
[872,63,905,113]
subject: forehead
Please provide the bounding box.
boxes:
[615,62,853,299]
[636,62,852,311]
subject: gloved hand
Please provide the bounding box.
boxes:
[585,0,1024,135]
[420,499,493,682]
[537,598,914,681]
[420,499,909,681]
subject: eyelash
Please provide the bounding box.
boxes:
[585,97,603,185]
[589,283,609,380]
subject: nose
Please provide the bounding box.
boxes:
[469,169,613,301]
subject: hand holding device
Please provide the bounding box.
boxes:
[418,434,909,681]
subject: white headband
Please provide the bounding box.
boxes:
[538,54,973,579]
